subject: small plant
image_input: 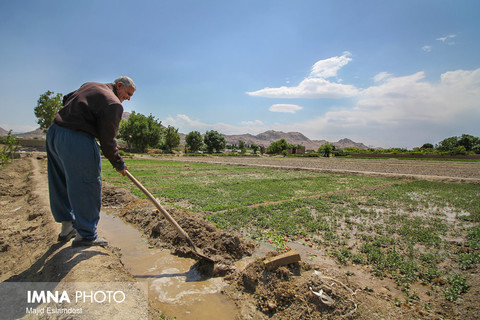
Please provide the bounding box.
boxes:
[458,252,480,270]
[0,130,18,166]
[443,273,469,301]
[261,230,289,251]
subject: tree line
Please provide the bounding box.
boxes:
[33,90,480,156]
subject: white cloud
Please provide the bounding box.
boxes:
[373,72,392,82]
[421,45,432,52]
[246,52,359,98]
[269,104,303,113]
[436,34,456,45]
[164,114,268,135]
[275,68,480,148]
[310,51,352,78]
[241,120,264,126]
[247,77,359,98]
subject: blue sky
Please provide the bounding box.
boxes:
[1,0,479,148]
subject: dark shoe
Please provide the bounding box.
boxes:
[72,236,108,247]
[57,228,77,242]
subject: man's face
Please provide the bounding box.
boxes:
[115,82,135,103]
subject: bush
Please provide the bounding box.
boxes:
[0,130,18,166]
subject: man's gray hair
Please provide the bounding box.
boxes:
[113,76,136,90]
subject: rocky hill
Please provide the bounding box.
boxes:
[0,127,9,136]
[222,130,368,151]
[0,127,45,139]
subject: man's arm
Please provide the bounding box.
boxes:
[97,104,126,172]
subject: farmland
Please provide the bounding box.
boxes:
[101,156,480,317]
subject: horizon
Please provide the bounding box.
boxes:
[3,125,477,150]
[1,1,479,149]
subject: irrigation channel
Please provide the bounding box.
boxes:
[98,210,239,320]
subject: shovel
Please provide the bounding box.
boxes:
[125,171,214,263]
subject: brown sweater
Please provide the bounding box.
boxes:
[54,82,125,170]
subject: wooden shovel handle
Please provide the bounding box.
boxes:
[125,171,191,242]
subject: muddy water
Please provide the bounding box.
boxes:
[98,211,238,320]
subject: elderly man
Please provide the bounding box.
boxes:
[46,76,136,247]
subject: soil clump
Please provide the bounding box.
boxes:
[102,182,256,276]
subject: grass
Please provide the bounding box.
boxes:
[101,158,480,300]
[102,159,392,211]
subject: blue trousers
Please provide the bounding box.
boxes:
[46,123,102,240]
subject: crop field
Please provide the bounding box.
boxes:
[102,158,480,302]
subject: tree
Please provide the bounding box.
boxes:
[185,131,203,152]
[437,136,459,152]
[204,130,226,153]
[473,144,480,154]
[239,140,247,154]
[421,143,434,150]
[318,142,335,157]
[267,138,291,154]
[118,111,163,152]
[164,125,180,152]
[34,90,63,132]
[251,143,259,154]
[458,134,479,151]
[437,134,480,154]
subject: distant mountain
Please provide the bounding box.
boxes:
[0,127,9,136]
[222,130,368,151]
[334,138,370,150]
[15,128,46,139]
[180,129,369,151]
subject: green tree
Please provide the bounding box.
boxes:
[458,134,480,151]
[472,144,480,154]
[437,136,459,152]
[118,111,163,152]
[437,134,480,154]
[251,143,259,154]
[185,131,203,152]
[34,90,63,132]
[421,143,434,150]
[204,130,226,153]
[342,147,361,153]
[318,142,336,157]
[239,140,247,154]
[267,138,291,154]
[164,125,180,152]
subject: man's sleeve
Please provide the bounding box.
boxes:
[97,104,125,171]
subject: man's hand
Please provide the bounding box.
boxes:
[117,166,128,176]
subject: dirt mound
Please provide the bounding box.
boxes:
[102,181,137,207]
[102,183,255,275]
[224,252,359,320]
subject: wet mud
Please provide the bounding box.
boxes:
[102,182,255,276]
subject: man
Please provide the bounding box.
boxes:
[46,76,136,247]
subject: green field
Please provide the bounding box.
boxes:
[102,159,480,300]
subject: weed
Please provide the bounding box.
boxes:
[467,225,480,249]
[443,273,469,301]
[458,252,480,270]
